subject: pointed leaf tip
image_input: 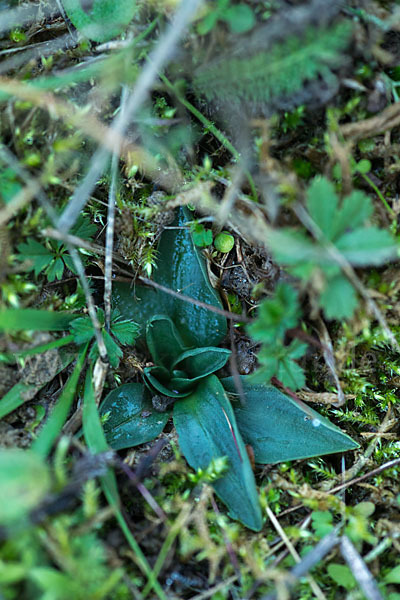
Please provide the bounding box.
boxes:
[222,377,359,464]
[174,375,262,531]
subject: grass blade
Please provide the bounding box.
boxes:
[0,309,76,332]
[82,369,167,600]
[1,335,74,363]
[32,344,88,457]
[0,350,75,420]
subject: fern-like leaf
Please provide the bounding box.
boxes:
[193,21,352,114]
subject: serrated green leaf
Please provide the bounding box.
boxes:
[174,375,262,531]
[222,376,359,463]
[63,253,78,274]
[71,214,97,240]
[320,275,358,320]
[100,383,169,451]
[306,176,338,240]
[276,353,306,389]
[17,239,53,276]
[103,330,123,368]
[336,226,398,265]
[332,190,373,238]
[113,208,227,347]
[70,316,95,344]
[248,283,300,343]
[46,256,64,282]
[268,228,330,267]
[60,0,137,43]
[250,339,307,390]
[110,315,139,346]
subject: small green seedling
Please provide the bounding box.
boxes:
[101,208,358,531]
[267,176,398,320]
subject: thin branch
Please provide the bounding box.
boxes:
[104,87,128,331]
[0,32,76,76]
[261,528,341,600]
[138,276,250,323]
[340,536,383,600]
[328,456,400,496]
[43,226,249,323]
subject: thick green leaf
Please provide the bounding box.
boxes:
[0,309,76,332]
[222,377,359,463]
[173,375,262,531]
[173,347,231,379]
[113,208,227,347]
[146,315,187,369]
[61,0,136,42]
[144,346,231,398]
[143,366,191,398]
[100,383,169,450]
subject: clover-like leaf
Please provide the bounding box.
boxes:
[174,375,262,531]
[113,208,227,348]
[100,383,169,451]
[222,377,359,463]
